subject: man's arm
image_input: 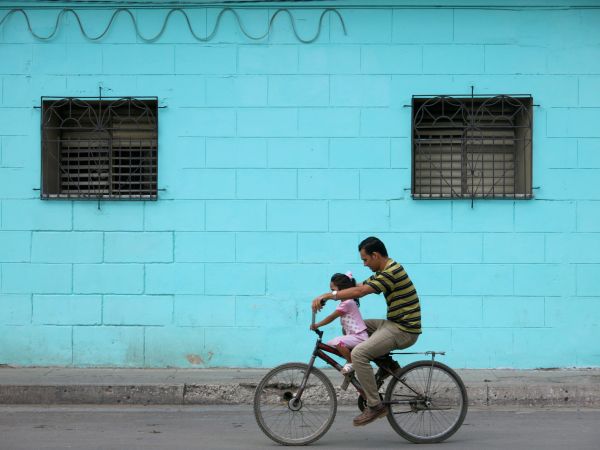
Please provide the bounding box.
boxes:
[312,284,376,312]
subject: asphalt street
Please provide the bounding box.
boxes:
[1,405,599,450]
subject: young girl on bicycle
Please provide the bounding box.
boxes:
[310,271,368,374]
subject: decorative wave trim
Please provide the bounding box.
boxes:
[0,7,347,43]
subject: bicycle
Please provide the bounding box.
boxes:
[254,304,468,446]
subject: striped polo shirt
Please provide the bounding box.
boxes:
[364,259,422,334]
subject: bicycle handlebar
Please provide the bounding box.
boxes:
[311,299,327,339]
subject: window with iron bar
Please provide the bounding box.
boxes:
[41,97,158,200]
[411,95,533,199]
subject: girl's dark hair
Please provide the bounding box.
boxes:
[331,273,360,307]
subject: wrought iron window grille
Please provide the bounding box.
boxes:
[411,94,533,200]
[41,96,158,200]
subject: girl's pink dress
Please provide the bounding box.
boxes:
[326,300,368,348]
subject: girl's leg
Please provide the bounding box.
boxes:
[336,344,352,363]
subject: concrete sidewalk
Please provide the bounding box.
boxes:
[0,366,598,407]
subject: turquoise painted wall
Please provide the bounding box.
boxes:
[0,1,599,368]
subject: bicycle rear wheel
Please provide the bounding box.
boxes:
[254,362,337,446]
[385,360,468,444]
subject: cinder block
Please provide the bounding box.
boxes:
[207,138,267,168]
[546,233,600,263]
[361,107,408,137]
[237,169,297,199]
[360,169,407,200]
[536,138,578,169]
[330,75,391,107]
[73,326,144,367]
[206,76,267,107]
[0,44,32,74]
[145,263,204,294]
[1,135,38,168]
[330,138,390,168]
[206,200,266,231]
[453,200,514,232]
[422,233,483,263]
[267,138,328,168]
[0,108,35,135]
[578,139,600,167]
[172,168,236,199]
[361,45,422,74]
[74,201,143,231]
[577,201,600,232]
[393,9,453,43]
[175,45,237,74]
[237,108,297,137]
[238,45,298,74]
[423,45,484,74]
[104,232,173,263]
[482,296,545,327]
[0,294,31,324]
[152,75,204,108]
[453,10,528,44]
[330,200,389,232]
[0,231,30,262]
[484,233,545,263]
[144,326,206,367]
[299,108,360,138]
[236,232,297,263]
[0,325,72,366]
[405,263,452,296]
[235,296,297,327]
[73,264,144,294]
[268,75,329,106]
[548,46,600,75]
[577,264,600,296]
[510,328,575,368]
[33,44,102,75]
[206,8,268,44]
[65,10,137,45]
[2,75,67,108]
[32,232,102,263]
[205,263,265,295]
[545,297,600,327]
[514,264,575,296]
[0,168,38,199]
[579,77,600,107]
[267,263,334,296]
[452,264,513,295]
[33,294,101,325]
[514,200,575,232]
[373,232,421,263]
[175,232,235,262]
[331,9,391,44]
[484,45,547,74]
[174,295,235,326]
[103,295,173,325]
[268,9,329,45]
[540,169,600,200]
[267,200,327,231]
[298,169,359,199]
[103,44,174,74]
[176,108,236,137]
[134,9,207,45]
[408,327,453,358]
[424,296,482,327]
[547,108,600,138]
[451,328,514,368]
[2,10,64,44]
[391,200,452,232]
[297,233,359,263]
[2,263,72,294]
[144,200,205,231]
[298,45,360,74]
[168,136,205,169]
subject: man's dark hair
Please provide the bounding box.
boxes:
[358,236,388,257]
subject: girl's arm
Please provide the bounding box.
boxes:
[310,309,342,330]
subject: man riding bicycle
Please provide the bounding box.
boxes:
[312,236,421,427]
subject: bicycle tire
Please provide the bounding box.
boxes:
[254,362,337,446]
[384,360,468,444]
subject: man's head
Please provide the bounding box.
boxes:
[358,236,388,272]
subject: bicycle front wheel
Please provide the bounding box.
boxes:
[254,362,337,446]
[385,360,468,444]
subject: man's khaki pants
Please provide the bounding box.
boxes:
[351,319,419,407]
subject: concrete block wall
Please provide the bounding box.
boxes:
[0,2,599,368]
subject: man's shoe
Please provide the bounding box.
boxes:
[353,403,388,427]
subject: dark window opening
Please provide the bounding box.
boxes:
[411,95,533,199]
[41,97,158,200]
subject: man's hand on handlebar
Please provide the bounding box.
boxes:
[310,323,319,331]
[311,296,328,313]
